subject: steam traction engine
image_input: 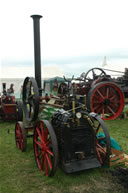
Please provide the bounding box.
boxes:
[75,67,125,120]
[15,15,111,176]
[0,83,23,121]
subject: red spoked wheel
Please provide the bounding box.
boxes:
[15,122,27,152]
[33,120,58,176]
[87,81,124,120]
[89,112,111,166]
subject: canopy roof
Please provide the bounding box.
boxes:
[44,76,65,83]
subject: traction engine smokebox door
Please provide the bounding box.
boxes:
[60,116,101,173]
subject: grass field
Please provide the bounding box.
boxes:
[0,118,128,193]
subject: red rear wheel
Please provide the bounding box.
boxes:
[89,112,111,166]
[15,122,27,152]
[87,81,124,120]
[33,120,58,176]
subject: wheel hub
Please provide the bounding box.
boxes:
[103,98,110,105]
[42,145,47,152]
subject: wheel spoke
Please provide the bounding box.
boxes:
[35,151,41,158]
[34,139,42,149]
[47,149,54,156]
[93,104,101,111]
[96,89,105,99]
[41,155,45,171]
[36,127,44,144]
[107,105,116,115]
[99,72,103,76]
[93,93,100,100]
[97,143,106,154]
[93,100,101,104]
[95,123,101,135]
[109,95,115,101]
[110,98,121,104]
[96,146,103,164]
[96,105,104,114]
[44,157,49,176]
[40,122,45,141]
[106,87,109,98]
[46,153,52,170]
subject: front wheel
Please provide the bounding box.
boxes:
[15,121,27,152]
[87,81,124,120]
[89,112,111,166]
[33,120,58,176]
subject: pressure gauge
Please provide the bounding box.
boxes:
[76,112,82,119]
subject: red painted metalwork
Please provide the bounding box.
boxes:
[33,120,58,176]
[87,81,124,120]
[15,122,27,151]
[0,95,16,120]
[0,84,23,121]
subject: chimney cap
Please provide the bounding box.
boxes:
[31,15,42,19]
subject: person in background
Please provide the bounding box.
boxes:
[7,83,14,94]
[9,84,14,93]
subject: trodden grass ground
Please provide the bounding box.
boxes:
[0,118,128,193]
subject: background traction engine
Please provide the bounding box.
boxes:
[0,83,23,121]
[15,14,111,177]
[75,68,125,120]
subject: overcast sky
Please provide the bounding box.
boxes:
[0,0,128,78]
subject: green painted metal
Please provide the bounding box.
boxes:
[38,104,60,121]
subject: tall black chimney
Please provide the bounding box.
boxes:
[31,15,42,96]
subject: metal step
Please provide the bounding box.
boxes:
[61,157,101,173]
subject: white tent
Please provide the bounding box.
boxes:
[0,66,64,98]
[101,56,128,77]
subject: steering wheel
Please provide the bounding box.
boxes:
[22,77,39,121]
[81,68,107,81]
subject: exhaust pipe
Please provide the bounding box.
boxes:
[2,83,6,91]
[2,83,6,95]
[31,15,42,96]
